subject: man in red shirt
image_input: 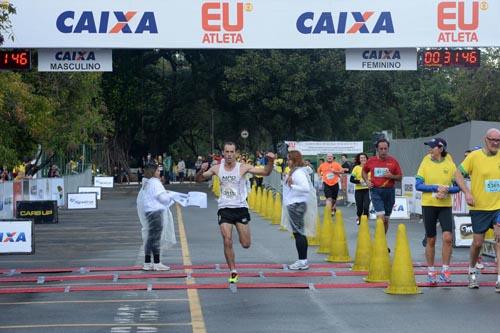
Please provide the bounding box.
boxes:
[362,139,402,234]
[317,153,348,214]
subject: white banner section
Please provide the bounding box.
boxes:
[38,49,113,72]
[4,0,500,49]
[0,220,33,254]
[78,186,102,200]
[286,141,363,155]
[346,48,417,71]
[67,193,97,210]
[369,196,410,220]
[94,176,114,188]
[453,215,473,247]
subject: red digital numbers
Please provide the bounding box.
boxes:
[422,49,480,68]
[0,50,31,70]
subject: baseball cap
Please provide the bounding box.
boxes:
[424,137,447,149]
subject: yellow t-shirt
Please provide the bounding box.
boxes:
[351,165,368,190]
[416,155,457,207]
[459,149,500,211]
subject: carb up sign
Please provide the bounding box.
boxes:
[38,49,113,72]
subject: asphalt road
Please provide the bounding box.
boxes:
[0,183,498,333]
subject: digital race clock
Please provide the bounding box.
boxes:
[0,49,31,70]
[421,49,480,68]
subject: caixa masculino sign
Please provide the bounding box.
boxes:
[56,11,158,34]
[16,201,58,224]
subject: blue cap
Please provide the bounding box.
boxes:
[424,137,447,149]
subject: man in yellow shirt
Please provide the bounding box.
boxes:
[455,128,500,292]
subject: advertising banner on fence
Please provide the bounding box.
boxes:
[0,220,33,254]
[5,1,500,49]
[67,193,98,210]
[38,49,113,72]
[78,186,102,200]
[0,183,14,219]
[346,48,417,71]
[94,176,114,188]
[453,215,473,247]
[16,201,59,224]
[50,178,65,207]
[285,141,363,155]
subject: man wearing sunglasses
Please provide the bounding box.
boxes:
[455,128,500,292]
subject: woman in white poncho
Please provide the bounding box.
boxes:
[137,163,176,271]
[281,150,318,270]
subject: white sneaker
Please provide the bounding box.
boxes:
[153,263,170,271]
[288,260,309,270]
[142,263,154,271]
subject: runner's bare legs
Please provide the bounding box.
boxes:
[220,223,251,271]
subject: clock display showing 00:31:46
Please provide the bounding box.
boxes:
[0,50,31,70]
[421,49,480,68]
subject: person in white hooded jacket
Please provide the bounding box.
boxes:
[281,150,318,270]
[137,162,176,271]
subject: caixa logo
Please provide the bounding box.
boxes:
[297,11,394,34]
[201,1,253,44]
[0,232,27,243]
[437,0,487,43]
[56,11,158,34]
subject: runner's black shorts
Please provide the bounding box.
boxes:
[422,206,453,238]
[217,207,251,225]
[470,210,500,234]
[323,183,339,200]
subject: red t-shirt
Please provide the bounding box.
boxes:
[363,156,402,188]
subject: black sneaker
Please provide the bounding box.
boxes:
[422,236,427,247]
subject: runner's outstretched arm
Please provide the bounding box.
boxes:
[246,152,276,176]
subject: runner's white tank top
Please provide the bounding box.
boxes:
[217,161,248,209]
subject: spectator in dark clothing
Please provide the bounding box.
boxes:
[341,154,354,173]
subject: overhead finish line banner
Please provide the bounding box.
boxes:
[3,0,500,49]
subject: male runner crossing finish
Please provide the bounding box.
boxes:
[455,128,500,291]
[196,142,275,283]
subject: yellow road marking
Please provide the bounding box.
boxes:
[0,298,188,306]
[176,204,207,333]
[0,323,191,329]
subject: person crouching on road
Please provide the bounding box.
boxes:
[137,162,176,271]
[281,150,318,270]
[416,138,459,284]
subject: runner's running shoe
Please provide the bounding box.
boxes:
[468,272,479,289]
[475,256,484,270]
[153,263,170,271]
[496,281,500,293]
[142,263,154,271]
[288,260,309,270]
[438,271,452,283]
[228,272,239,283]
[427,271,437,285]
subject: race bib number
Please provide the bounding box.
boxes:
[326,173,335,180]
[221,185,238,199]
[374,168,388,177]
[485,179,500,193]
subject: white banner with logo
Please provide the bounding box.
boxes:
[346,48,417,71]
[285,141,363,155]
[78,186,102,200]
[4,0,500,49]
[0,220,33,254]
[67,192,97,209]
[369,196,410,220]
[453,215,473,247]
[94,176,114,188]
[38,49,113,72]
